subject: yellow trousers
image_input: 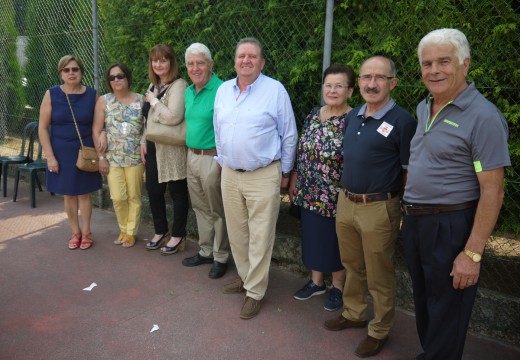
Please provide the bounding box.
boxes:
[107,165,145,236]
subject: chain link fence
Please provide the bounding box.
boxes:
[1,0,519,341]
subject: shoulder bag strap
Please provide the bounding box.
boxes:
[65,93,85,149]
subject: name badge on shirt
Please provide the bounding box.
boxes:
[377,121,393,137]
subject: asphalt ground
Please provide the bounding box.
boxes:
[1,180,519,360]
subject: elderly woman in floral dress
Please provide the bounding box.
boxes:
[289,64,355,311]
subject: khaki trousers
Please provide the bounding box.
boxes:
[335,191,401,339]
[107,165,144,236]
[221,162,281,300]
[187,151,229,263]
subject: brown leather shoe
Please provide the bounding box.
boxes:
[323,315,367,331]
[240,296,263,319]
[355,335,388,358]
[222,277,245,294]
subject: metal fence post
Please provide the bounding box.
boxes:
[321,0,334,105]
[91,0,103,208]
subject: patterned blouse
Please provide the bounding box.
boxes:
[104,92,144,167]
[293,106,347,218]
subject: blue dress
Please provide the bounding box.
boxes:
[46,85,102,195]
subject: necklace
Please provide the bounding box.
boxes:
[321,104,351,121]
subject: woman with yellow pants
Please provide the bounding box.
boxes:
[93,63,145,247]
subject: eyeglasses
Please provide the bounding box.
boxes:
[187,60,208,68]
[108,73,127,81]
[62,67,80,74]
[323,84,349,92]
[358,74,395,83]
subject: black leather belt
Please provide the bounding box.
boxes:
[401,200,479,216]
[343,189,399,204]
[234,160,279,172]
[189,148,217,156]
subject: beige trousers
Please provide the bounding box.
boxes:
[221,162,281,300]
[107,165,144,236]
[335,191,401,339]
[187,151,229,263]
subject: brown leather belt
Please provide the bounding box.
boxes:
[189,148,217,156]
[401,200,479,216]
[343,189,399,204]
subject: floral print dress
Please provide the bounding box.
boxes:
[293,106,347,218]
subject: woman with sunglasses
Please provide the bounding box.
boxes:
[141,44,189,255]
[92,63,145,248]
[38,55,101,250]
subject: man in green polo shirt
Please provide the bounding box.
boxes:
[182,43,229,279]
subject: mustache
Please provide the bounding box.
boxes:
[363,87,380,94]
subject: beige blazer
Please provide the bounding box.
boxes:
[145,78,188,183]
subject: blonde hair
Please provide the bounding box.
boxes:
[57,55,85,75]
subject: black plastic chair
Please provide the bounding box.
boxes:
[12,135,53,208]
[1,121,39,197]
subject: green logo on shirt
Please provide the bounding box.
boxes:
[474,161,483,173]
[443,119,459,128]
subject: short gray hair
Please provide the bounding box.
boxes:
[418,28,470,64]
[235,37,264,59]
[185,42,212,63]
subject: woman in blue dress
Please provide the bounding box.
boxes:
[38,55,101,250]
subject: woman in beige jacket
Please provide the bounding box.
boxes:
[140,43,189,255]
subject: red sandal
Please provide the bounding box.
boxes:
[80,232,93,250]
[68,232,82,250]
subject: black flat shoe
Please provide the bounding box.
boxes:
[146,232,169,250]
[209,261,228,279]
[160,237,186,255]
[182,253,214,267]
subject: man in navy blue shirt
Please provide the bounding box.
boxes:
[324,56,416,358]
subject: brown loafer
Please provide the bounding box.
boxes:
[222,277,245,294]
[355,335,388,358]
[240,296,263,319]
[323,315,367,331]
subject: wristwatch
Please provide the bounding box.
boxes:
[463,248,482,263]
[282,172,291,179]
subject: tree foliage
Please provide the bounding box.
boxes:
[0,0,25,137]
[96,0,519,231]
[24,0,75,108]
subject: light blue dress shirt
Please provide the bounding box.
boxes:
[213,73,297,173]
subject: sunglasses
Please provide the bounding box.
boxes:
[108,73,127,81]
[62,67,80,73]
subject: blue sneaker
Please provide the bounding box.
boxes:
[324,286,343,311]
[294,280,327,300]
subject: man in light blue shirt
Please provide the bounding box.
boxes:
[214,37,297,320]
